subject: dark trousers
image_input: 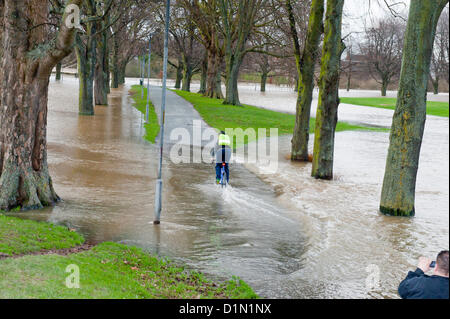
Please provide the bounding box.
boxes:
[215,163,229,182]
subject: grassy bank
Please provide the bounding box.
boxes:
[0,215,84,256]
[173,90,388,148]
[340,97,449,117]
[0,215,257,298]
[129,85,160,143]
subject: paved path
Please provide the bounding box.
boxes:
[147,85,214,148]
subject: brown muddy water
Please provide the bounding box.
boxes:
[8,76,449,299]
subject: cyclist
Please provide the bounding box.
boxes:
[211,131,232,184]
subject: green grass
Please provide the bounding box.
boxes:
[0,215,257,298]
[0,215,84,256]
[340,97,449,117]
[0,242,257,299]
[173,90,388,148]
[129,85,160,143]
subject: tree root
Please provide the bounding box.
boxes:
[0,164,59,211]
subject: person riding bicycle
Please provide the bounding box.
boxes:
[211,131,232,184]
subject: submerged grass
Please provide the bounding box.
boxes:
[129,85,160,143]
[340,97,449,117]
[0,214,257,299]
[173,90,388,148]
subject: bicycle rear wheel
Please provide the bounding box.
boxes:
[220,167,227,188]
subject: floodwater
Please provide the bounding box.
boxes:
[10,76,449,299]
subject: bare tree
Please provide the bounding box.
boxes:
[110,1,157,89]
[430,6,449,94]
[341,39,359,92]
[360,17,404,96]
[219,0,266,105]
[180,0,225,99]
[158,2,204,92]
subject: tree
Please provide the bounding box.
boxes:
[219,0,265,105]
[380,0,449,217]
[75,1,99,115]
[75,0,118,115]
[181,0,224,99]
[198,51,208,94]
[0,0,2,44]
[253,53,271,92]
[0,0,82,211]
[288,0,324,161]
[94,3,114,105]
[162,2,203,92]
[429,7,449,94]
[110,1,153,89]
[311,0,345,180]
[341,41,357,92]
[360,17,404,96]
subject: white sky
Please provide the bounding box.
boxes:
[342,0,410,39]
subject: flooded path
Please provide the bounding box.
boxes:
[13,77,305,298]
[10,77,449,299]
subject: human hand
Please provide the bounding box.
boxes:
[417,257,432,272]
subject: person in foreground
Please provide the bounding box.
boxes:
[211,131,231,185]
[398,250,449,299]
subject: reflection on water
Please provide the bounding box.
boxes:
[9,77,449,299]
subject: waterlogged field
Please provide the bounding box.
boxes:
[173,90,387,148]
[5,78,448,299]
[340,97,449,117]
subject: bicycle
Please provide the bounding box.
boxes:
[219,162,228,188]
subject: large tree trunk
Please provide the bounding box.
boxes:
[260,55,270,93]
[0,1,3,61]
[311,0,344,179]
[290,0,324,161]
[223,57,242,105]
[380,0,448,217]
[174,62,183,89]
[381,77,388,96]
[181,55,193,92]
[199,53,207,94]
[111,33,120,89]
[205,45,223,99]
[94,28,108,106]
[261,71,268,92]
[76,30,96,115]
[106,53,111,93]
[0,0,81,211]
[118,60,127,85]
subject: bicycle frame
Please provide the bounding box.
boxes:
[220,162,227,187]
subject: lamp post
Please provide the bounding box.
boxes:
[154,0,171,225]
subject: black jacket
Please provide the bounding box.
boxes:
[398,268,449,299]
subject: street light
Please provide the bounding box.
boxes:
[154,0,171,225]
